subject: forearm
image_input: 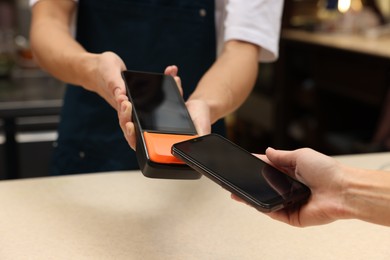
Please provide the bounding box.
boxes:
[30,1,98,88]
[342,167,390,226]
[188,40,260,123]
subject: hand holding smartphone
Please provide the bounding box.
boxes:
[172,134,311,212]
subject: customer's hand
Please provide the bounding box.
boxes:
[233,148,350,227]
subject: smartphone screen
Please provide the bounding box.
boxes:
[172,134,311,212]
[122,70,197,135]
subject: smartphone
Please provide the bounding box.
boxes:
[172,134,311,212]
[121,70,200,179]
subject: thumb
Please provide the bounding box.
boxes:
[265,147,298,177]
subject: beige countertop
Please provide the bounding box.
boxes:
[0,152,389,259]
[282,29,390,59]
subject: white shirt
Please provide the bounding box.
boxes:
[30,0,283,62]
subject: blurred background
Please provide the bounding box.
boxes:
[1,0,390,179]
[229,0,390,156]
[0,0,64,180]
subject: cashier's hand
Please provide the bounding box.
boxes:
[87,51,135,150]
[81,51,136,149]
[165,66,212,135]
[232,148,348,227]
[84,52,127,109]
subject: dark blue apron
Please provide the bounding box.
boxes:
[51,0,225,175]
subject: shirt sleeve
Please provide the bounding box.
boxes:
[224,0,284,62]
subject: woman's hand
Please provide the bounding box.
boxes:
[232,148,349,227]
[264,147,347,227]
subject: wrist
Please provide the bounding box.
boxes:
[75,52,100,90]
[339,166,379,221]
[333,165,358,220]
[187,96,222,124]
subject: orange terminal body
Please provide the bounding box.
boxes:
[143,132,198,164]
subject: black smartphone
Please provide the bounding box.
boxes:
[172,134,311,212]
[121,70,200,179]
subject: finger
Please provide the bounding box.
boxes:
[265,147,298,175]
[265,210,292,225]
[192,118,211,135]
[164,65,183,96]
[106,72,126,99]
[115,92,128,113]
[253,153,270,164]
[125,121,136,150]
[118,100,131,129]
[173,76,183,95]
[231,194,252,207]
[118,99,137,150]
[104,82,125,110]
[164,65,178,76]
